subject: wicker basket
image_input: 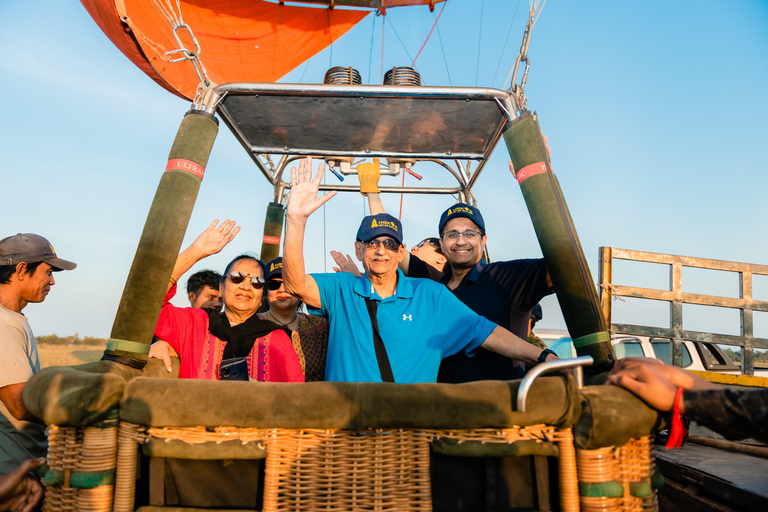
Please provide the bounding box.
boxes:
[46,420,659,512]
[577,436,658,512]
[43,424,117,512]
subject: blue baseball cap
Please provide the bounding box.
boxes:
[438,203,486,234]
[266,257,283,280]
[356,214,403,244]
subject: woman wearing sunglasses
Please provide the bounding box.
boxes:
[150,220,304,382]
[257,257,329,382]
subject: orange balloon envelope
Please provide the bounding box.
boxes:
[80,0,445,100]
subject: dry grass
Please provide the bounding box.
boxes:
[37,344,106,368]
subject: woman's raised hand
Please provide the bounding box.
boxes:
[190,219,240,259]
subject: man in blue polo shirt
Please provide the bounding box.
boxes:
[283,158,556,383]
[343,161,555,383]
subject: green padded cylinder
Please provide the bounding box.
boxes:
[103,110,219,367]
[503,111,614,371]
[260,201,285,263]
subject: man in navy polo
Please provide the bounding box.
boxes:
[349,160,555,382]
[282,158,557,383]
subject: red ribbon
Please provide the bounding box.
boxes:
[666,387,687,449]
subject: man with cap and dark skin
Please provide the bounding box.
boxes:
[0,233,76,477]
[283,158,556,383]
[334,159,556,382]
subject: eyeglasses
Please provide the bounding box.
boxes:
[227,272,266,288]
[442,229,482,240]
[363,238,400,251]
[267,279,283,291]
[416,237,440,248]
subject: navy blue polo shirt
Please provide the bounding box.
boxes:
[408,256,553,383]
[309,269,496,383]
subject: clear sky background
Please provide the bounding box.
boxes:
[1,0,767,340]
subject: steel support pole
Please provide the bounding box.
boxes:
[103,109,219,367]
[503,111,615,373]
[260,202,285,263]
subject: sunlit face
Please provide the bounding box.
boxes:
[440,217,487,270]
[267,277,300,313]
[220,259,264,317]
[410,239,446,270]
[20,262,55,304]
[356,236,405,279]
[189,285,222,309]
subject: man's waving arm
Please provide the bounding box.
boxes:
[283,157,337,309]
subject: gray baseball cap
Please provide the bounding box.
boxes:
[0,233,77,271]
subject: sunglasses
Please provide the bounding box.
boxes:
[267,279,283,291]
[363,238,400,251]
[416,237,440,248]
[227,272,266,289]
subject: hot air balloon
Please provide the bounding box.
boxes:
[22,4,663,512]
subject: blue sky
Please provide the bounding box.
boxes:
[1,0,767,339]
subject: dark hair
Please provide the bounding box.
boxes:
[0,261,44,285]
[186,270,222,295]
[416,238,443,255]
[221,254,269,313]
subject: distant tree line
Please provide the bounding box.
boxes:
[723,348,768,364]
[37,334,107,346]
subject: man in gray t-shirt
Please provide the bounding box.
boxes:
[0,233,76,475]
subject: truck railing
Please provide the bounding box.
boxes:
[598,247,768,376]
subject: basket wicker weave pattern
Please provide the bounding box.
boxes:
[110,423,591,512]
[44,425,116,512]
[577,436,657,512]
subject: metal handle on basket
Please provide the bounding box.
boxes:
[516,356,594,412]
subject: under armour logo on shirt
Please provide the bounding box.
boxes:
[403,314,413,321]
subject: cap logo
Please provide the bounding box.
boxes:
[48,243,56,255]
[371,218,398,231]
[448,206,474,216]
[270,262,282,272]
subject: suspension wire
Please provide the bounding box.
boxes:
[491,0,522,89]
[368,13,376,84]
[380,10,386,84]
[299,35,320,82]
[323,162,327,272]
[327,8,333,68]
[272,3,282,79]
[398,166,406,221]
[474,0,484,86]
[385,15,415,66]
[433,9,452,86]
[411,1,446,68]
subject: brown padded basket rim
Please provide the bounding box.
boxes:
[119,375,581,430]
[574,385,664,450]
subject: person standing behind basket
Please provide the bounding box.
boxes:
[282,158,557,383]
[150,220,303,382]
[0,234,76,477]
[258,257,328,381]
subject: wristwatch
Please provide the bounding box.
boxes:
[537,348,556,364]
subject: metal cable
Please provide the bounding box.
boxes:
[433,10,452,86]
[385,15,415,68]
[411,1,447,68]
[491,0,522,89]
[368,13,376,84]
[475,0,484,86]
